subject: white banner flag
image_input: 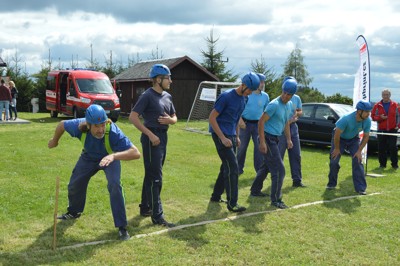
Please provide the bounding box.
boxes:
[353,35,370,105]
[353,35,370,163]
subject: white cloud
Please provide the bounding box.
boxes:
[0,0,399,101]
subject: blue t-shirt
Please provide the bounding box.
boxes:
[132,88,176,129]
[335,111,371,139]
[289,94,302,118]
[242,91,270,120]
[382,101,390,115]
[209,89,246,136]
[64,118,133,161]
[263,96,292,136]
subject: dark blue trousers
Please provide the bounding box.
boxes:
[377,129,398,168]
[211,133,239,209]
[67,153,127,228]
[261,133,286,203]
[327,131,367,192]
[278,123,302,182]
[140,130,167,220]
[237,121,263,174]
[250,160,269,194]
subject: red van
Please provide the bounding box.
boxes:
[46,69,120,121]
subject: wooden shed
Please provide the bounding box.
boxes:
[113,56,218,118]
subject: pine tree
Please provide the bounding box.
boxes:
[282,44,313,88]
[200,28,238,82]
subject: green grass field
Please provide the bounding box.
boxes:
[1,113,399,265]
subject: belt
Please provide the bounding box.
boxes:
[265,132,279,138]
[148,127,168,133]
[242,117,259,123]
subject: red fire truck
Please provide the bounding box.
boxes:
[45,69,121,121]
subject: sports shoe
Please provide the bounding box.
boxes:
[118,227,130,241]
[210,196,227,203]
[292,181,306,187]
[250,191,269,197]
[326,186,336,190]
[357,191,367,195]
[57,212,81,220]
[152,217,176,228]
[271,201,288,209]
[227,204,246,212]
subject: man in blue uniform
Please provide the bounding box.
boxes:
[278,76,305,187]
[209,72,260,212]
[237,73,270,183]
[48,104,140,240]
[129,64,177,227]
[327,100,372,195]
[257,78,297,209]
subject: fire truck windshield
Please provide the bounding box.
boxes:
[76,79,114,94]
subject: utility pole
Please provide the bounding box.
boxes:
[90,43,93,67]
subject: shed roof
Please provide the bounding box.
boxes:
[113,55,218,81]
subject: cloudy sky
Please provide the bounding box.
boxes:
[0,0,399,101]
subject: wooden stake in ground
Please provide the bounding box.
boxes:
[53,176,60,250]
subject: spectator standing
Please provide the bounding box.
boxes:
[237,73,270,179]
[0,79,11,121]
[209,72,260,212]
[257,78,297,209]
[129,64,177,228]
[371,89,399,169]
[9,81,18,120]
[327,100,372,195]
[48,104,141,240]
[278,76,305,187]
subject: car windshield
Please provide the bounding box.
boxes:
[76,79,114,94]
[332,105,355,117]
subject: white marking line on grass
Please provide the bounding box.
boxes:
[56,192,381,250]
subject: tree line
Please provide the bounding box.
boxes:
[1,30,352,113]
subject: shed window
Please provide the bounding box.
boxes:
[136,87,145,96]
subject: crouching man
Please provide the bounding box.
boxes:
[48,104,140,240]
[327,100,372,195]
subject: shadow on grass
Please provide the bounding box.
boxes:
[0,217,134,266]
[321,176,361,213]
[0,220,82,265]
[244,189,269,234]
[167,201,226,249]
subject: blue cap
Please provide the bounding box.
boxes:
[356,100,372,111]
[149,64,171,78]
[85,104,107,124]
[282,78,298,94]
[242,72,260,91]
[256,73,266,82]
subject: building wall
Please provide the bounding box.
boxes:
[118,60,217,118]
[119,80,150,114]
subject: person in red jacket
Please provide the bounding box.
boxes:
[371,89,399,169]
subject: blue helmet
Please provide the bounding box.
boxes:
[85,104,108,124]
[256,73,266,82]
[149,64,171,78]
[242,72,260,91]
[282,78,298,94]
[356,100,372,111]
